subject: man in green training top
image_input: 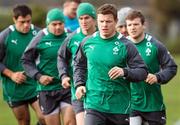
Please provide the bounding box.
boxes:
[0,4,45,125]
[58,2,97,125]
[21,8,76,125]
[126,10,177,125]
[73,4,148,125]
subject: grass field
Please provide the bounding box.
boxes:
[162,54,180,125]
[0,55,180,125]
[0,92,37,125]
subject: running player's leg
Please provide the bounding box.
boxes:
[44,107,61,125]
[60,88,76,125]
[72,100,84,125]
[130,116,142,125]
[76,112,84,125]
[30,97,46,125]
[130,110,143,125]
[143,111,166,125]
[39,91,62,125]
[61,103,76,125]
[9,102,30,125]
[84,109,106,125]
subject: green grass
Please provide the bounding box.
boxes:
[162,54,180,125]
[0,55,180,125]
[0,92,37,125]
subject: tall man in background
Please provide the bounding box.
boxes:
[63,0,81,33]
[0,4,45,125]
[58,3,97,125]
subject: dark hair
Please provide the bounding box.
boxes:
[13,4,32,19]
[125,10,145,25]
[97,4,117,20]
[64,0,81,4]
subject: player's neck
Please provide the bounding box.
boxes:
[82,26,96,36]
[132,32,145,43]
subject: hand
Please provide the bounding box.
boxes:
[62,77,71,88]
[11,71,27,84]
[39,75,53,85]
[145,73,158,85]
[75,86,86,100]
[108,66,124,80]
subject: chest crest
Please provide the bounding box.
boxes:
[145,42,152,56]
[112,41,120,55]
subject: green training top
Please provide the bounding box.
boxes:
[129,34,177,112]
[58,27,90,100]
[22,28,67,91]
[0,24,39,102]
[74,31,148,114]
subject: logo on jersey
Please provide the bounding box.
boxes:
[45,41,52,46]
[89,45,95,50]
[32,30,37,36]
[11,39,17,45]
[145,42,152,56]
[113,41,120,55]
[146,48,151,56]
[114,41,120,46]
[74,41,80,46]
[113,46,119,55]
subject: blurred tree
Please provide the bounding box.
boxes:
[0,5,47,31]
[149,0,180,37]
[0,8,12,31]
[30,4,47,28]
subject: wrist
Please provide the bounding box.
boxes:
[2,68,14,79]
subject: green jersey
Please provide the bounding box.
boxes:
[74,32,148,114]
[58,27,90,100]
[129,34,177,112]
[22,28,67,91]
[0,24,39,102]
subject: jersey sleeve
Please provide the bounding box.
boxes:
[0,28,11,73]
[155,40,177,84]
[21,30,44,80]
[73,37,89,89]
[122,38,148,82]
[57,32,75,80]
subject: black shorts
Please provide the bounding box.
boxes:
[72,100,84,114]
[85,109,129,125]
[130,110,166,125]
[39,88,71,115]
[7,96,37,108]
